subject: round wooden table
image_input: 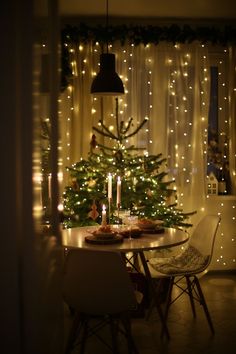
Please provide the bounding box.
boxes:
[62,225,188,253]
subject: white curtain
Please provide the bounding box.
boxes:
[59,41,230,222]
[228,47,236,195]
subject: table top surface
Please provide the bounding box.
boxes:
[62,225,189,253]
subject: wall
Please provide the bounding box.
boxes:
[0,1,64,353]
[206,196,236,271]
[59,0,236,20]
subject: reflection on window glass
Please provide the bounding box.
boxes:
[207,65,231,195]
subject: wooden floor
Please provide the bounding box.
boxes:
[64,272,236,354]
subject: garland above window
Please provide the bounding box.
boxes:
[61,22,236,90]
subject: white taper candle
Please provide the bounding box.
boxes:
[117,176,121,206]
[108,173,112,199]
[102,204,107,226]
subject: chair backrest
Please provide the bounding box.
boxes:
[62,249,137,316]
[189,215,221,262]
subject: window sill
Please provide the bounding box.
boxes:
[206,195,236,200]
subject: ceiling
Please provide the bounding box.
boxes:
[59,0,236,20]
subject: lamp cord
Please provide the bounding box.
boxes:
[106,0,109,53]
[106,0,109,28]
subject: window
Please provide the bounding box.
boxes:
[207,50,232,195]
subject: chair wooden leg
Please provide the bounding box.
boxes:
[109,316,119,354]
[64,312,81,354]
[186,276,196,318]
[121,313,139,354]
[139,251,170,339]
[145,278,162,320]
[79,317,88,354]
[161,277,174,338]
[164,277,174,319]
[145,298,155,320]
[194,276,215,334]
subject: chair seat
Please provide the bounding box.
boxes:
[149,245,209,275]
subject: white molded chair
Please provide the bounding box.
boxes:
[63,248,141,354]
[148,215,221,335]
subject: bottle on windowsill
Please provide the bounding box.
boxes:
[217,168,227,195]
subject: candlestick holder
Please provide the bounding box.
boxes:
[117,203,120,224]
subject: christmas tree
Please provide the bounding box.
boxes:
[62,98,194,228]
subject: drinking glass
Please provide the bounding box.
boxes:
[118,209,130,224]
[123,214,138,240]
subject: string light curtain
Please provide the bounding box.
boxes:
[59,41,234,221]
[228,47,236,195]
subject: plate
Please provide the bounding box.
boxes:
[85,234,123,245]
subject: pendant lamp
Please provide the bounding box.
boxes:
[91,53,124,95]
[90,0,124,96]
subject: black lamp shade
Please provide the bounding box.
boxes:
[91,53,124,95]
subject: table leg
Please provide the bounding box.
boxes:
[138,251,170,339]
